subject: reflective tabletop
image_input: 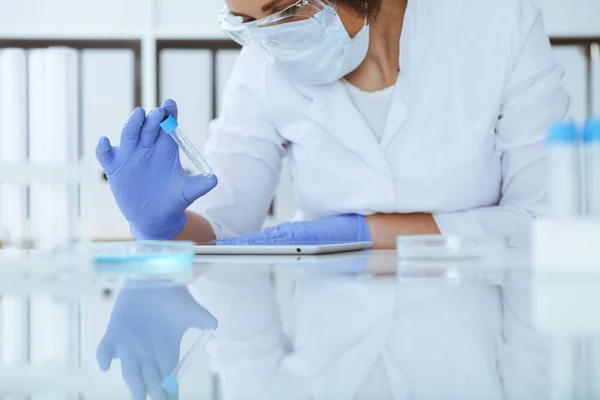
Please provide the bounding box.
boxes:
[1,249,599,399]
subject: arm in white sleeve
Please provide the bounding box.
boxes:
[433,0,571,248]
[189,46,286,239]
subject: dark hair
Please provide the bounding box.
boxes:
[338,0,382,19]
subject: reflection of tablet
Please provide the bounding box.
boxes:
[194,241,372,255]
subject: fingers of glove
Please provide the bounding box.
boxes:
[141,107,168,148]
[162,99,179,121]
[181,174,218,206]
[140,362,168,400]
[120,348,148,400]
[117,107,146,161]
[95,136,116,174]
[96,333,116,372]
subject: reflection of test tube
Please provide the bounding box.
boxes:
[160,115,214,177]
[161,329,215,397]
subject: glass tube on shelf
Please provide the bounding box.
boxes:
[547,122,581,218]
[584,119,600,216]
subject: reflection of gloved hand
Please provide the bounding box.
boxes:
[95,100,218,240]
[217,214,371,245]
[97,284,218,400]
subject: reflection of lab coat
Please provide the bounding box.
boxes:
[192,267,549,400]
[192,0,570,246]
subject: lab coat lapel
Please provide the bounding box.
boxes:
[380,75,409,150]
[297,81,394,183]
[380,0,414,150]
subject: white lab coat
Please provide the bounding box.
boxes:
[191,0,570,246]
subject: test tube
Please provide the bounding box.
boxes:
[161,329,215,397]
[160,115,214,177]
[547,122,581,217]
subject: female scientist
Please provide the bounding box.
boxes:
[95,0,570,248]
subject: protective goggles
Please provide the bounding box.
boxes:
[218,0,337,49]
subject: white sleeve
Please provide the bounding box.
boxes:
[189,46,286,239]
[433,0,571,248]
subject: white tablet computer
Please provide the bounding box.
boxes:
[194,241,372,256]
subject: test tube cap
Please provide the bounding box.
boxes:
[160,115,179,134]
[547,121,579,144]
[161,375,179,396]
[583,118,600,143]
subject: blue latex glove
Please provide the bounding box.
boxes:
[216,214,371,245]
[95,100,218,240]
[97,283,218,400]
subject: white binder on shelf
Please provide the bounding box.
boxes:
[0,48,28,243]
[28,49,52,247]
[0,48,29,370]
[80,49,135,240]
[28,47,80,248]
[28,48,81,370]
[215,49,241,116]
[553,46,588,124]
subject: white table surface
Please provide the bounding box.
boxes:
[0,249,599,399]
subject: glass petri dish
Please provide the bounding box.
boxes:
[396,235,508,260]
[93,241,195,273]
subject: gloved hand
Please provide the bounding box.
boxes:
[216,214,371,245]
[97,283,218,400]
[95,100,218,240]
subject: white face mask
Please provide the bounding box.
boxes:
[265,12,370,85]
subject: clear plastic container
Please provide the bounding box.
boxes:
[93,241,195,274]
[396,235,508,260]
